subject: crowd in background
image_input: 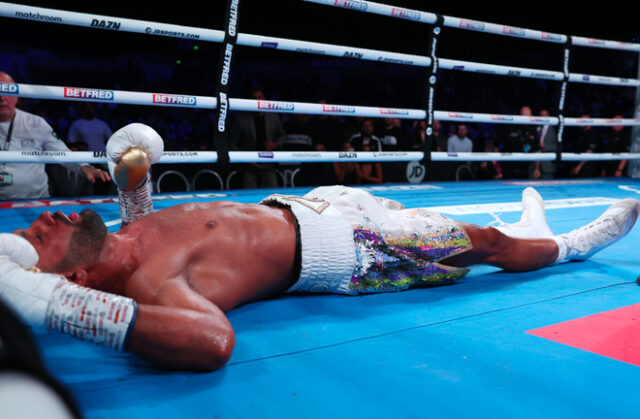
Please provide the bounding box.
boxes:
[1,3,638,197]
[11,86,633,196]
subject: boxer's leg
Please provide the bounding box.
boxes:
[440,224,558,271]
[443,198,640,271]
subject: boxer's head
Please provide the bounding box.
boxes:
[14,209,107,275]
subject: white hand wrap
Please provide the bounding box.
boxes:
[107,123,164,225]
[0,234,137,351]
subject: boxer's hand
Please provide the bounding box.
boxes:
[0,233,65,327]
[107,123,164,190]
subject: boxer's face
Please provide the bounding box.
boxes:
[14,209,107,273]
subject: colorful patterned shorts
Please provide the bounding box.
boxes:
[301,186,473,294]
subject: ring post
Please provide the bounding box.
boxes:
[421,14,444,170]
[213,0,241,166]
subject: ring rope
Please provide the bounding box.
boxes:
[0,2,637,88]
[2,82,639,127]
[0,150,638,165]
[303,0,640,53]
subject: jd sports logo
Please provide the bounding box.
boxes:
[406,161,426,183]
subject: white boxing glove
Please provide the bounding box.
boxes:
[0,233,138,350]
[0,233,64,327]
[106,123,164,190]
[107,123,164,225]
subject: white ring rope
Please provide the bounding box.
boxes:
[1,150,638,164]
[4,81,640,127]
[304,0,640,53]
[0,2,637,88]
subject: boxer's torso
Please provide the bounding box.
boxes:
[117,201,297,312]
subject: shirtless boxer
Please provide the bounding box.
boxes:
[0,124,638,371]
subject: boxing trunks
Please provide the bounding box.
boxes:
[261,186,472,295]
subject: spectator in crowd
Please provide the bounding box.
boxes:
[447,124,473,152]
[348,118,382,151]
[476,141,503,180]
[411,119,453,181]
[0,71,109,200]
[375,117,404,182]
[309,100,343,151]
[377,118,402,151]
[46,141,96,197]
[411,119,448,151]
[355,145,383,184]
[571,116,601,178]
[67,102,112,152]
[601,115,628,177]
[500,106,539,178]
[229,87,287,188]
[531,108,558,179]
[333,142,359,185]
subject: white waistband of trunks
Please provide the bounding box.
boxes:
[260,194,356,294]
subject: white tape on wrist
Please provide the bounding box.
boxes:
[45,281,138,351]
[118,174,154,225]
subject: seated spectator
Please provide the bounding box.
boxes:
[67,102,112,152]
[333,142,359,185]
[571,117,601,178]
[349,119,382,151]
[355,145,383,184]
[600,116,628,177]
[310,100,343,151]
[447,124,473,152]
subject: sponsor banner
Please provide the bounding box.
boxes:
[144,27,200,39]
[63,87,114,100]
[14,10,63,23]
[339,151,358,159]
[334,0,368,11]
[261,42,278,48]
[502,26,525,37]
[541,32,565,42]
[90,19,121,30]
[257,101,295,111]
[258,152,274,158]
[0,83,18,94]
[322,104,356,113]
[490,115,514,121]
[291,152,323,158]
[447,112,474,119]
[162,151,199,157]
[21,151,68,157]
[529,117,552,123]
[391,7,420,21]
[152,94,197,106]
[379,108,409,115]
[458,19,485,31]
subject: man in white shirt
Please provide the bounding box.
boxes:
[0,72,109,200]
